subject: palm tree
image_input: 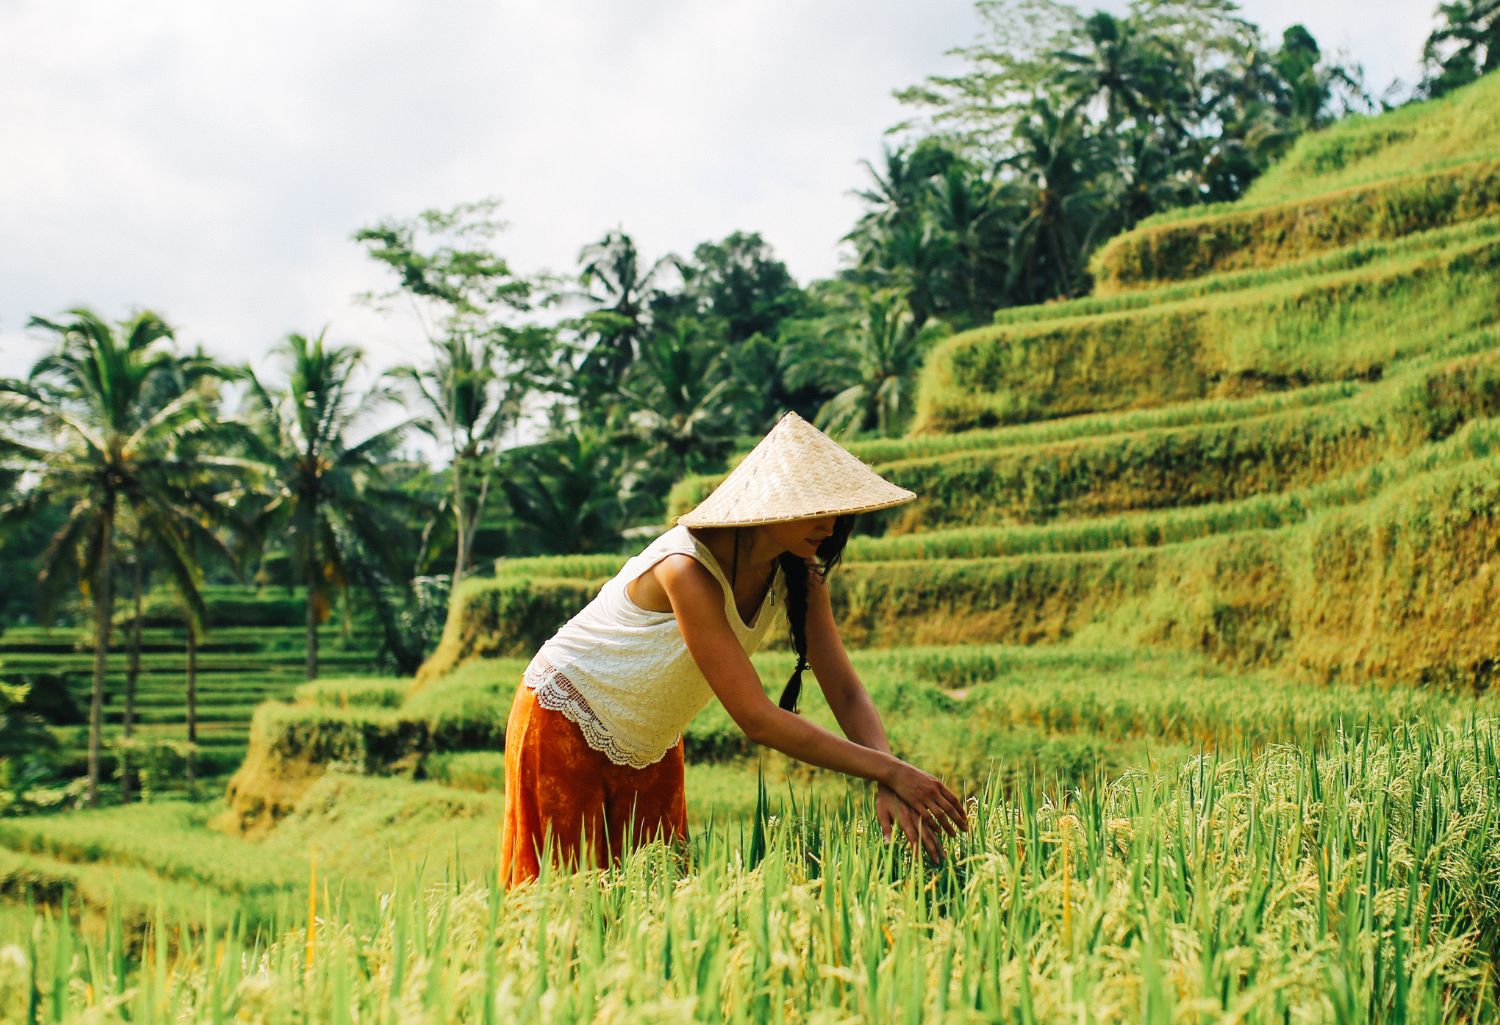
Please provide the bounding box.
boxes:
[116,347,237,802]
[1422,0,1500,97]
[847,142,956,252]
[497,426,631,555]
[574,229,677,392]
[927,160,1016,326]
[1050,11,1190,131]
[0,309,231,806]
[242,331,418,679]
[615,320,745,503]
[783,289,949,439]
[389,331,542,588]
[1004,98,1109,302]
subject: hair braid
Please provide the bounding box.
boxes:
[776,514,856,713]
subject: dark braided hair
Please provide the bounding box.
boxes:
[775,515,856,712]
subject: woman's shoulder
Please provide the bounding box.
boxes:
[635,523,698,558]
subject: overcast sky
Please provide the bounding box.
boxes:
[0,1,1440,384]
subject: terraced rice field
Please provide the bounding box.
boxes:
[0,622,380,788]
[5,68,1500,1025]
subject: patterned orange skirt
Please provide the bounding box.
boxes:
[498,678,688,888]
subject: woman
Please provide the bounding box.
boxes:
[499,411,968,886]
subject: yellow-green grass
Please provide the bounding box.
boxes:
[233,646,1272,834]
[9,646,1493,942]
[1143,69,1500,225]
[9,712,1500,1021]
[669,351,1500,541]
[668,331,1499,524]
[0,777,502,943]
[914,237,1500,432]
[1089,158,1500,293]
[849,416,1500,560]
[998,215,1500,327]
[3,620,385,797]
[667,377,1368,522]
[881,352,1500,533]
[430,450,1500,693]
[836,453,1500,685]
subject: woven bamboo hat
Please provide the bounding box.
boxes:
[674,411,916,528]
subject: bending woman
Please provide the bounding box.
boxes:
[498,411,968,886]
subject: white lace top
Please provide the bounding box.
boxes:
[523,524,787,768]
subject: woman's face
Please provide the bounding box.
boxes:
[762,515,838,560]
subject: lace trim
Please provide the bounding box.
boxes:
[522,653,680,769]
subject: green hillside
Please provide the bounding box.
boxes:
[9,76,1500,1008]
[409,71,1500,698]
[0,595,381,795]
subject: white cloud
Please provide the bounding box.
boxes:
[0,0,1441,381]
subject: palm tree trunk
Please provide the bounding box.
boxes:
[185,622,198,787]
[452,458,468,589]
[305,517,320,681]
[466,470,493,583]
[120,555,143,803]
[87,511,115,808]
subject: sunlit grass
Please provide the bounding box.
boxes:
[6,710,1500,1022]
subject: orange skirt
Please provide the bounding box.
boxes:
[498,679,688,888]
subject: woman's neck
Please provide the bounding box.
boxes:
[688,526,781,582]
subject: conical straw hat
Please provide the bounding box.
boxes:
[675,411,916,528]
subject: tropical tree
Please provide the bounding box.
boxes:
[241,330,420,679]
[497,426,633,555]
[0,309,233,806]
[926,159,1018,326]
[783,288,949,438]
[614,320,746,507]
[1004,98,1109,301]
[572,229,678,399]
[1421,0,1500,97]
[883,0,1366,304]
[113,347,237,802]
[1050,9,1191,129]
[355,198,550,588]
[389,329,549,588]
[353,198,534,330]
[678,232,806,345]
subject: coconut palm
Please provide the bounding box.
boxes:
[615,319,745,504]
[497,426,632,555]
[574,229,678,392]
[0,309,234,806]
[784,289,949,439]
[1422,0,1500,97]
[1050,10,1190,130]
[1004,98,1110,302]
[389,331,543,588]
[240,330,419,679]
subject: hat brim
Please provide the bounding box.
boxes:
[671,411,918,529]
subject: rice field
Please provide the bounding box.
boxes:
[0,620,381,792]
[5,699,1500,1023]
[6,61,1500,1025]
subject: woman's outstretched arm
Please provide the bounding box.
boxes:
[802,566,893,754]
[656,554,966,861]
[801,565,967,859]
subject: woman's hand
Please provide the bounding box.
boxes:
[878,764,968,862]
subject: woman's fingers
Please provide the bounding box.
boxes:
[936,789,968,833]
[895,802,922,857]
[898,799,944,863]
[916,782,965,837]
[925,803,960,838]
[938,782,968,827]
